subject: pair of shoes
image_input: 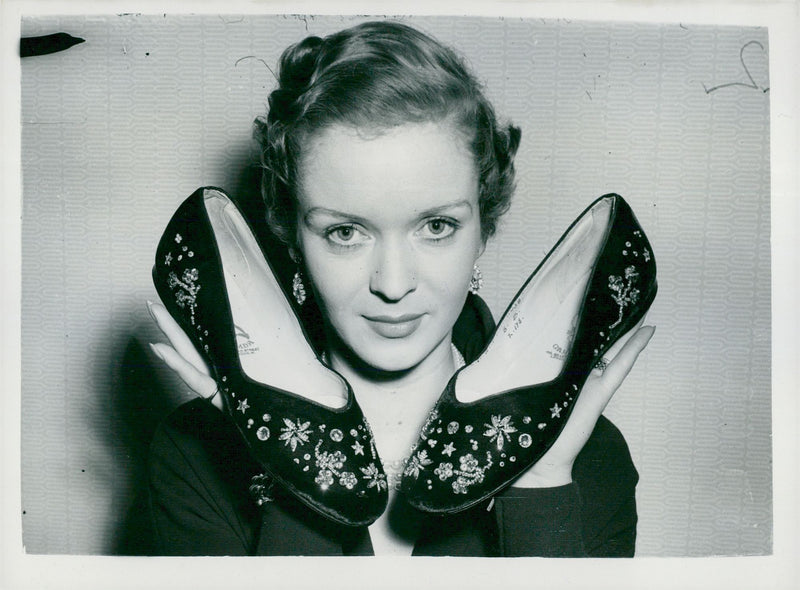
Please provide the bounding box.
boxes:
[153,187,388,527]
[400,193,657,513]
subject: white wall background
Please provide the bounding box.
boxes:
[20,14,771,556]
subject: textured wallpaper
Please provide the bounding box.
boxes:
[20,14,771,555]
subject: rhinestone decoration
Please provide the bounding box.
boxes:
[157,200,390,508]
[608,266,640,329]
[401,215,654,500]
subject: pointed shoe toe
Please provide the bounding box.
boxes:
[400,194,657,513]
[153,187,388,526]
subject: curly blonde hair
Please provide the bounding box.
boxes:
[254,21,521,248]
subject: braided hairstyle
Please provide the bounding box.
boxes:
[254,21,521,248]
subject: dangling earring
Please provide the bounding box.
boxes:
[469,264,483,294]
[292,269,307,305]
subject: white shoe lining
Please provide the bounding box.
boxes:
[204,189,348,409]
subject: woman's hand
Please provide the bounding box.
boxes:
[147,300,223,411]
[512,324,656,488]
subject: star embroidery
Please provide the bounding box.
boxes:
[351,441,364,455]
[483,414,518,451]
[442,442,456,457]
[550,404,562,419]
[237,398,250,413]
[164,252,173,266]
[279,418,311,452]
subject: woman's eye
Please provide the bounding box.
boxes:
[420,218,457,240]
[326,225,368,246]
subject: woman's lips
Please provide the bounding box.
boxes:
[363,313,424,339]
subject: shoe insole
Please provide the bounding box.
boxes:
[205,190,348,409]
[456,199,612,402]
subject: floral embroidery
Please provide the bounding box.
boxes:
[429,452,493,494]
[434,462,454,481]
[279,418,311,451]
[314,442,347,490]
[315,469,334,488]
[168,268,200,313]
[608,265,640,329]
[451,452,493,495]
[339,472,357,489]
[404,450,433,479]
[483,415,518,450]
[360,463,387,492]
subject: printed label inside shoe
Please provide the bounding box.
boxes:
[544,315,578,362]
[235,324,260,355]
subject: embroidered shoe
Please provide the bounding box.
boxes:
[400,194,656,513]
[153,187,388,526]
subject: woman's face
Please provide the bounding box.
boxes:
[296,121,484,374]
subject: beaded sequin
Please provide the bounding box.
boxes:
[401,210,655,504]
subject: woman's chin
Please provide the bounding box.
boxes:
[353,345,427,376]
[346,334,453,378]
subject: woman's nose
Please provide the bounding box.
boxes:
[369,239,417,302]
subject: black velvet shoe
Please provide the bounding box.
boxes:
[153,187,388,526]
[400,194,656,513]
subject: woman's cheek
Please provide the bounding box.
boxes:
[307,254,368,311]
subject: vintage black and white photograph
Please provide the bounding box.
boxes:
[3,2,798,589]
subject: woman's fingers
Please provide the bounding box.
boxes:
[147,300,211,377]
[585,325,656,413]
[515,324,655,487]
[149,342,223,410]
[515,324,655,488]
[147,301,222,410]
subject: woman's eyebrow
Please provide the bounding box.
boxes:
[419,200,474,217]
[303,207,370,225]
[303,200,475,227]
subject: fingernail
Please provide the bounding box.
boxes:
[645,325,656,341]
[149,342,164,360]
[146,300,156,320]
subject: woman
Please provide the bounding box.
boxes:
[146,20,654,556]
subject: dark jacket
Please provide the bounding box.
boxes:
[145,294,639,556]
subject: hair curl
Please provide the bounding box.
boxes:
[254,21,521,248]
